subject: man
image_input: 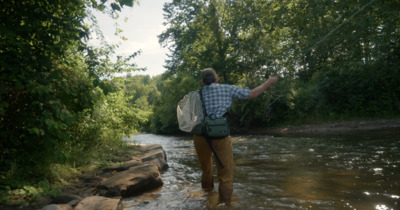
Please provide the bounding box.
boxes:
[194,67,279,204]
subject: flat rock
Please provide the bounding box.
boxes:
[74,196,120,210]
[140,144,169,171]
[96,163,163,198]
[41,204,73,210]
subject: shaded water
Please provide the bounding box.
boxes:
[122,129,399,209]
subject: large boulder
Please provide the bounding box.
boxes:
[74,196,121,210]
[140,144,169,171]
[96,164,163,198]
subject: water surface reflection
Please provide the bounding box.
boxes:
[123,129,399,209]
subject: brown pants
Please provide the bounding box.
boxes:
[193,135,234,203]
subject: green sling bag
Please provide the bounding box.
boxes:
[202,116,230,138]
[194,88,230,138]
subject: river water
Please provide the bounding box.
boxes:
[122,129,399,210]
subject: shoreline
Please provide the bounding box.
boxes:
[247,118,400,135]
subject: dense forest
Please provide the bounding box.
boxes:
[0,0,399,205]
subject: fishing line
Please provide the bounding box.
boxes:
[217,0,378,85]
[265,0,379,104]
[303,0,378,55]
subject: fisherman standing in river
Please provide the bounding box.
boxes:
[192,68,278,205]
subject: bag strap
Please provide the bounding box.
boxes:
[199,88,208,117]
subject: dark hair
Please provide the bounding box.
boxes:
[201,68,217,85]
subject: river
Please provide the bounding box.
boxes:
[122,129,399,210]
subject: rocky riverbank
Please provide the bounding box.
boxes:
[41,144,168,210]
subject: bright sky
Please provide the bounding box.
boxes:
[93,0,170,77]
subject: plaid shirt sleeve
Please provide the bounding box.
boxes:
[203,83,250,119]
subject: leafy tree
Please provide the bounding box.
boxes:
[122,75,161,107]
[0,0,140,181]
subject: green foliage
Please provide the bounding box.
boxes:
[65,87,144,167]
[0,179,61,206]
[317,62,400,117]
[113,74,162,131]
[122,74,162,107]
[289,60,400,122]
[1,0,90,179]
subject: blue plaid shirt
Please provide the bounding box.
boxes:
[202,83,250,119]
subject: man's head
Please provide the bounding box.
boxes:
[201,68,219,86]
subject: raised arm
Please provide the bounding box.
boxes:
[249,76,279,99]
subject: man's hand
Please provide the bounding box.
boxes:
[266,76,279,88]
[249,76,279,99]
